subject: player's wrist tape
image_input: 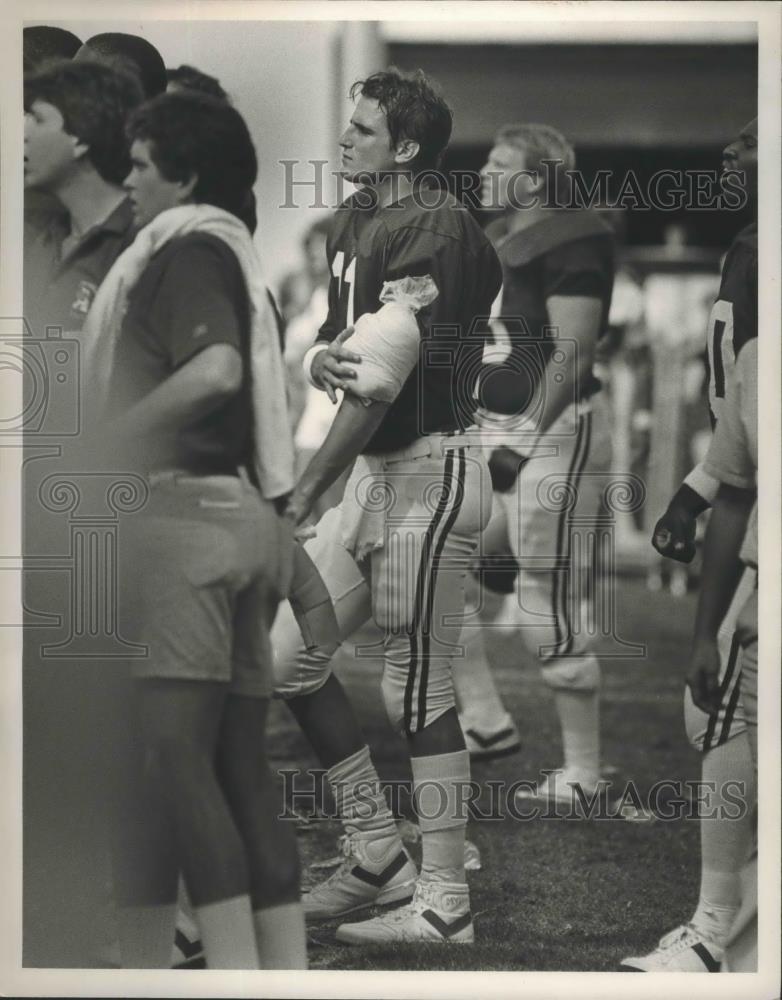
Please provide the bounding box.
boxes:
[671,481,712,517]
[303,343,329,389]
[681,466,719,509]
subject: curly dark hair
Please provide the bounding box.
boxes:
[24,59,143,185]
[23,25,82,73]
[349,67,453,172]
[78,33,167,99]
[166,64,228,101]
[126,92,257,219]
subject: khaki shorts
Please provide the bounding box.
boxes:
[122,473,290,697]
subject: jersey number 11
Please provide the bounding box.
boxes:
[331,251,356,328]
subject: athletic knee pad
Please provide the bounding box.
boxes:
[287,545,340,656]
[540,653,601,692]
[272,599,337,700]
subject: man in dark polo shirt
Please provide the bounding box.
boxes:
[24,59,142,335]
[97,91,303,969]
[449,123,616,803]
[271,69,502,945]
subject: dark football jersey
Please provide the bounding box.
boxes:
[705,221,757,428]
[479,210,614,415]
[318,188,502,453]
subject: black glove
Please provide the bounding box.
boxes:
[651,483,710,563]
[488,447,529,494]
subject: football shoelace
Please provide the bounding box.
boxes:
[357,884,434,928]
[308,833,361,893]
[656,923,713,956]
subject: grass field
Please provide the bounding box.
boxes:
[267,574,704,972]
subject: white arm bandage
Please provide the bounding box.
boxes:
[683,462,720,504]
[341,276,439,404]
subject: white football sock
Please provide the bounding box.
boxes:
[327,744,398,840]
[553,689,600,779]
[692,733,756,945]
[413,750,471,885]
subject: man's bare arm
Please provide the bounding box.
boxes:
[109,343,242,442]
[288,394,390,524]
[693,482,754,643]
[539,295,602,436]
[489,295,601,492]
[687,482,754,714]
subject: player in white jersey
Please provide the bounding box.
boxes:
[622,117,758,973]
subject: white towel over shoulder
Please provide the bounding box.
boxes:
[82,203,294,499]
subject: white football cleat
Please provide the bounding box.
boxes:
[171,909,205,969]
[303,832,416,921]
[463,839,482,871]
[515,768,608,806]
[620,924,723,972]
[336,878,474,945]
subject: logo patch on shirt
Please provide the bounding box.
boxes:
[71,280,97,317]
[192,323,209,339]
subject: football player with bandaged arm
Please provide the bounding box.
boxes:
[273,69,502,947]
[287,277,437,525]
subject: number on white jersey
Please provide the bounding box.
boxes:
[480,287,511,364]
[481,317,513,364]
[330,251,356,328]
[706,298,734,423]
